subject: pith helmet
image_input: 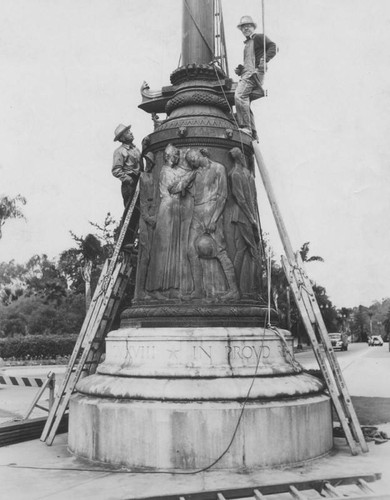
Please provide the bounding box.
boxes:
[237,15,257,29]
[114,124,131,142]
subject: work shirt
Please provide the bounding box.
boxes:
[242,33,277,77]
[112,143,141,183]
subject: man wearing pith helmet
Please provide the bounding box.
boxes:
[234,15,277,138]
[112,123,142,206]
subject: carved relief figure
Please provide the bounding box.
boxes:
[228,147,262,298]
[178,149,240,300]
[145,144,194,299]
[134,152,157,301]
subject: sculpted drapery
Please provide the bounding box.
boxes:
[137,143,262,303]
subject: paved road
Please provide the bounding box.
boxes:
[295,341,389,398]
[0,365,65,425]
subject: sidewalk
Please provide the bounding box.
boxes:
[1,349,389,498]
[1,425,390,499]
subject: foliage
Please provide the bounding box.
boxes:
[0,213,118,340]
[0,194,26,239]
[88,212,118,258]
[299,242,324,263]
[268,241,336,343]
[63,212,118,295]
[384,306,390,339]
[350,305,369,342]
[347,298,390,341]
[0,295,85,337]
[57,248,85,294]
[24,254,68,305]
[0,260,26,305]
[0,335,77,360]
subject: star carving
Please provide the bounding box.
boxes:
[167,347,181,360]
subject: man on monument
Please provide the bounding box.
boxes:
[112,124,142,207]
[234,15,277,138]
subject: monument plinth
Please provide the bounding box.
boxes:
[69,0,333,470]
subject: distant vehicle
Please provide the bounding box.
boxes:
[329,332,348,351]
[368,335,383,346]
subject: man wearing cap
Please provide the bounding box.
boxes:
[234,15,277,138]
[112,124,142,206]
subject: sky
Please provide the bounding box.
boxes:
[1,0,390,308]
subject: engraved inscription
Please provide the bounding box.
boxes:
[192,345,213,364]
[225,345,270,361]
[127,345,156,360]
[167,347,181,360]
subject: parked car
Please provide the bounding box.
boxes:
[329,332,349,351]
[368,335,383,346]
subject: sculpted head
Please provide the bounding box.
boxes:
[185,149,201,170]
[143,152,155,173]
[229,147,247,168]
[164,144,180,167]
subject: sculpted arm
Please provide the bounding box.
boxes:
[168,170,197,195]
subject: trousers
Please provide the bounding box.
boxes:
[234,72,264,131]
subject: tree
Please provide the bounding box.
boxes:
[24,254,67,305]
[299,242,324,263]
[350,305,369,342]
[0,260,28,305]
[0,194,26,239]
[383,306,390,340]
[313,284,338,331]
[57,248,85,295]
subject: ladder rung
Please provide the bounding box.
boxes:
[323,482,339,496]
[253,489,265,499]
[289,485,309,500]
[35,404,49,412]
[357,478,374,494]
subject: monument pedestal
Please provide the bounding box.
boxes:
[69,327,333,470]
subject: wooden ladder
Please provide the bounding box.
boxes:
[252,142,368,455]
[40,184,140,445]
[137,473,383,499]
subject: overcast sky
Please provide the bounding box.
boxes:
[1,0,390,308]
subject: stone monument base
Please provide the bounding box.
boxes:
[68,327,333,470]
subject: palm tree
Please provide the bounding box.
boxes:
[299,242,324,263]
[0,194,26,239]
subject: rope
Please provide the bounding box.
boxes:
[267,246,272,327]
[211,63,248,158]
[262,0,267,74]
[270,325,302,372]
[217,0,229,76]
